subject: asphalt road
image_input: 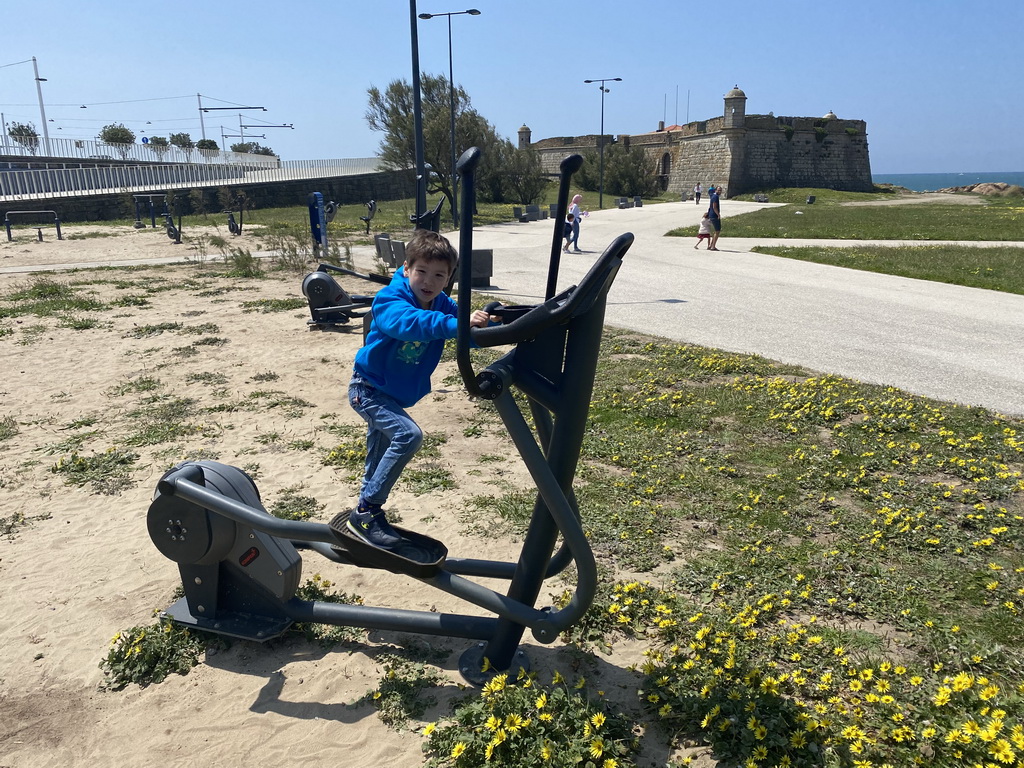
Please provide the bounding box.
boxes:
[463,200,1024,417]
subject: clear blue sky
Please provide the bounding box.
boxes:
[2,0,1021,175]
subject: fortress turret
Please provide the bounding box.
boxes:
[518,124,532,149]
[724,86,747,129]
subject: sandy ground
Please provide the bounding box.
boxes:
[0,228,667,767]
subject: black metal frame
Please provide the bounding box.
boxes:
[149,147,633,684]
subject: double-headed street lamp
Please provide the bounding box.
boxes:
[418,8,481,227]
[583,77,621,210]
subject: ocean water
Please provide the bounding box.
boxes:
[872,171,1024,192]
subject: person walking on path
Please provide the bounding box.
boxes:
[694,183,702,205]
[568,194,585,252]
[695,213,713,249]
[707,185,721,250]
[562,212,576,252]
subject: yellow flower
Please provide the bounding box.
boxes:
[589,737,605,758]
[541,742,553,761]
[602,760,619,768]
[450,742,467,759]
[423,722,436,736]
[536,693,547,709]
[591,712,606,729]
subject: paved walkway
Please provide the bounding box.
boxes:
[462,201,1024,417]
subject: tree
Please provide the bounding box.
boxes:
[365,74,545,210]
[7,121,40,155]
[147,135,170,160]
[494,141,548,204]
[230,142,276,157]
[196,138,219,162]
[576,144,661,199]
[98,123,135,159]
[169,132,194,159]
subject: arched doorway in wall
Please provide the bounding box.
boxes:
[659,152,670,192]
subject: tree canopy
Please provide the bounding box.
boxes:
[98,123,135,159]
[576,144,661,199]
[169,132,195,151]
[366,74,546,208]
[7,121,40,154]
[230,142,276,157]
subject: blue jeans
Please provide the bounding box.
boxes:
[569,219,580,249]
[349,376,423,506]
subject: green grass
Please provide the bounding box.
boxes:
[669,195,1024,241]
[729,186,904,204]
[751,244,1024,295]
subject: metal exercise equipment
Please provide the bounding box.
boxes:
[148,148,632,683]
[132,194,168,230]
[4,210,63,242]
[300,263,387,328]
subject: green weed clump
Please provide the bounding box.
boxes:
[50,448,139,494]
[423,669,640,767]
[99,620,204,690]
[360,654,449,730]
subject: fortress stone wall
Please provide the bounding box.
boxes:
[520,88,872,198]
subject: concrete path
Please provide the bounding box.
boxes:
[462,201,1024,417]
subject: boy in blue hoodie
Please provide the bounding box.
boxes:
[345,229,492,548]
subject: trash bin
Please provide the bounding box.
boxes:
[806,195,816,204]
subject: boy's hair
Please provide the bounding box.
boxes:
[567,212,575,220]
[405,229,458,274]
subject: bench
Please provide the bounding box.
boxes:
[359,200,377,234]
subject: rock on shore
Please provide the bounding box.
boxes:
[935,182,1024,196]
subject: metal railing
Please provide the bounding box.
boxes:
[0,135,280,167]
[0,158,387,203]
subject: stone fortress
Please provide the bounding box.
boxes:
[520,87,873,198]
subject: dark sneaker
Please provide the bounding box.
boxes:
[347,507,402,549]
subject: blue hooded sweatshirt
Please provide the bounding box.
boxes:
[353,267,459,408]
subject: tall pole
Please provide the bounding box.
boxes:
[410,0,427,220]
[599,86,606,210]
[32,57,50,156]
[418,9,480,229]
[584,77,621,210]
[447,13,457,227]
[197,94,207,140]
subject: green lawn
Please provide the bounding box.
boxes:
[750,244,1024,295]
[669,196,1024,241]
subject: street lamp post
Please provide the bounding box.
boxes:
[583,77,621,210]
[418,8,481,228]
[31,57,51,156]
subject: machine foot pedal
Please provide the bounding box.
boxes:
[328,511,447,578]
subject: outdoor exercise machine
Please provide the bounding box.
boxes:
[132,194,169,230]
[147,148,633,683]
[300,263,387,329]
[4,210,63,242]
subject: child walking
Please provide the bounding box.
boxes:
[562,212,576,253]
[694,213,713,249]
[343,230,492,548]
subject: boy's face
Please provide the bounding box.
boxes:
[406,258,452,308]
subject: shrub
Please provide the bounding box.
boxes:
[424,669,640,767]
[100,620,204,690]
